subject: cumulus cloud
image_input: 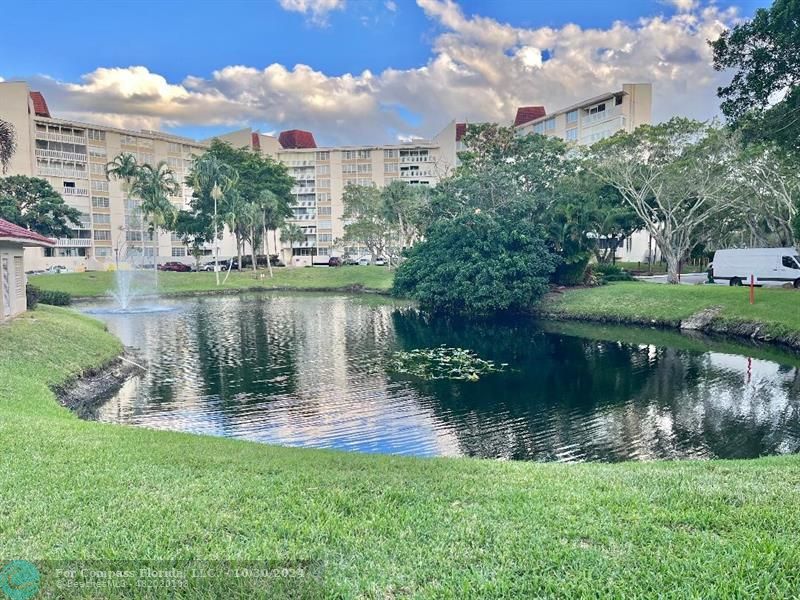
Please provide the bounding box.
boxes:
[16,0,740,145]
[278,0,345,26]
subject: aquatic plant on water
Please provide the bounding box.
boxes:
[388,345,508,381]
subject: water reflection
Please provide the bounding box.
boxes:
[84,293,800,462]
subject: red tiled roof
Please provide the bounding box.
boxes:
[0,218,55,247]
[251,132,261,150]
[29,91,51,118]
[455,123,467,142]
[514,106,546,127]
[278,129,317,149]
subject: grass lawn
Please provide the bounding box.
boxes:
[28,266,394,298]
[543,281,800,341]
[2,306,800,597]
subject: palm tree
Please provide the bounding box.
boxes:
[0,119,16,174]
[106,153,140,260]
[188,154,237,285]
[221,191,246,272]
[132,162,179,279]
[260,190,292,278]
[241,201,264,273]
[280,222,306,270]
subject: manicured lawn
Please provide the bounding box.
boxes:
[2,306,800,597]
[544,281,800,339]
[28,265,394,298]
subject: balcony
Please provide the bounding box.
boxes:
[36,131,86,145]
[291,214,317,221]
[292,186,315,194]
[581,107,622,126]
[55,238,92,248]
[35,149,88,162]
[38,166,88,179]
[61,186,90,196]
[400,170,433,178]
[400,155,431,163]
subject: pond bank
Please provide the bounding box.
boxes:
[541,281,800,352]
[3,306,800,596]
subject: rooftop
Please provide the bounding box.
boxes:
[0,218,55,247]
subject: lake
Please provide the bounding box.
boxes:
[83,292,800,462]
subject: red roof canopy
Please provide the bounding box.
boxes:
[278,129,317,149]
[514,106,546,127]
[29,91,51,118]
[455,123,467,142]
[0,218,55,247]
[251,132,261,150]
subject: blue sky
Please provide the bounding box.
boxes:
[0,0,771,144]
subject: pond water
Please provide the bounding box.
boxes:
[83,293,800,462]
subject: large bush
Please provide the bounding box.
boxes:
[393,212,559,315]
[37,288,72,307]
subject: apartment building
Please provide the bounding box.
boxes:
[0,80,653,269]
[512,83,655,263]
[219,124,457,265]
[0,81,209,271]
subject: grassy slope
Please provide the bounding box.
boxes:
[543,281,800,339]
[2,307,800,597]
[29,266,393,298]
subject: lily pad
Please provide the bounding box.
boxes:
[388,345,507,381]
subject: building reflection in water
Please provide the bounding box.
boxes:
[90,294,800,462]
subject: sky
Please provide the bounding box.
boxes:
[0,0,770,146]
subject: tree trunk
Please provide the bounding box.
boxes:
[265,229,274,278]
[236,232,243,272]
[250,227,257,273]
[665,252,681,284]
[152,227,159,283]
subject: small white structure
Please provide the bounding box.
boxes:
[0,218,55,322]
[711,247,800,287]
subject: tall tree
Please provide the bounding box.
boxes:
[381,180,427,263]
[341,184,393,262]
[280,223,306,266]
[105,153,142,258]
[711,0,800,152]
[174,209,212,271]
[0,176,82,237]
[132,161,179,277]
[0,118,16,174]
[591,119,737,283]
[187,153,237,285]
[260,190,292,278]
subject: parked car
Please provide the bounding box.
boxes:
[343,257,359,266]
[158,261,192,272]
[358,257,371,266]
[374,257,386,266]
[710,248,800,288]
[328,256,342,267]
[44,265,70,274]
[198,259,235,272]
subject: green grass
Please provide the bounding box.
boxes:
[29,266,394,298]
[2,306,800,597]
[544,281,800,341]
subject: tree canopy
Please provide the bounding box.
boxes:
[0,175,82,237]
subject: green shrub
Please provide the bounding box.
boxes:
[594,263,634,283]
[553,255,591,286]
[393,212,559,315]
[25,284,40,309]
[38,289,72,306]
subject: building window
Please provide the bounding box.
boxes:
[384,149,398,159]
[589,103,606,115]
[120,135,137,145]
[533,122,545,134]
[566,128,578,141]
[92,213,111,225]
[545,118,556,130]
[168,142,181,153]
[357,163,371,173]
[94,230,111,241]
[318,220,332,229]
[91,180,109,192]
[385,163,399,173]
[171,247,186,257]
[95,247,113,257]
[318,233,333,242]
[342,164,357,173]
[317,192,331,202]
[316,164,330,175]
[92,197,110,209]
[317,178,330,188]
[357,149,370,160]
[615,95,624,106]
[318,206,332,216]
[566,110,578,124]
[315,151,329,161]
[88,129,106,141]
[90,162,105,175]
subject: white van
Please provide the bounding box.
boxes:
[710,248,800,288]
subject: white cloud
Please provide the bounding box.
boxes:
[278,0,345,26]
[385,0,397,12]
[16,0,741,145]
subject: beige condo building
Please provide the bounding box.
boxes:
[0,80,652,270]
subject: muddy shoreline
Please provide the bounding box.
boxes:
[55,351,145,419]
